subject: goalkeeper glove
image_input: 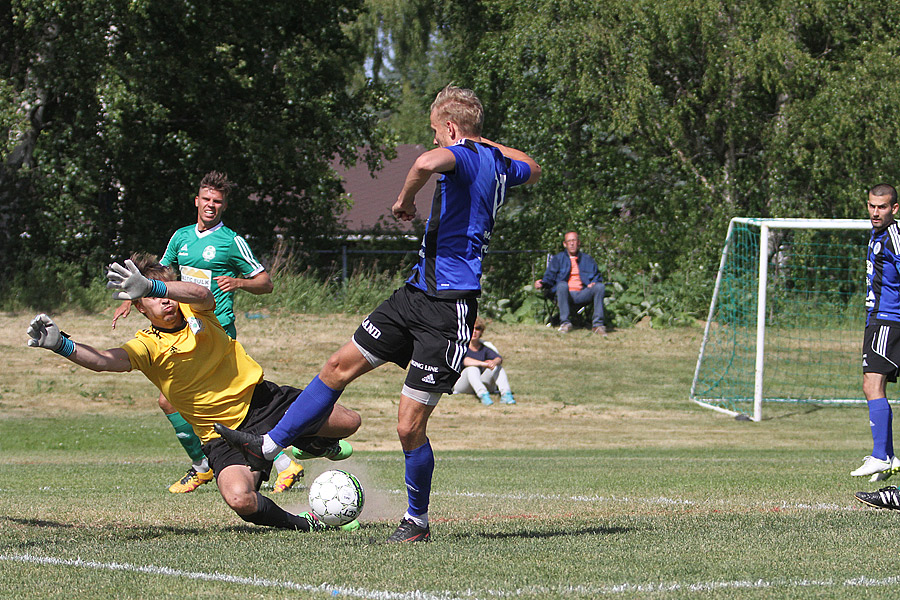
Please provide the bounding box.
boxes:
[107,259,167,300]
[26,314,75,357]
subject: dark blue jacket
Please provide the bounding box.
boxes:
[542,250,603,293]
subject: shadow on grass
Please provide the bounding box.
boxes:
[760,404,824,421]
[1,515,203,537]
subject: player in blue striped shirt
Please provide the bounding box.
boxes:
[854,183,900,482]
[216,85,541,541]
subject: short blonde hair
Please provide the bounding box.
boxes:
[430,85,484,137]
[473,317,486,331]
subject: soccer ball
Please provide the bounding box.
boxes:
[308,469,364,526]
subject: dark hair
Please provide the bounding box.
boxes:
[129,252,176,282]
[869,183,898,206]
[199,171,235,199]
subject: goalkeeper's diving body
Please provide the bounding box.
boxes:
[26,254,360,532]
[215,84,541,543]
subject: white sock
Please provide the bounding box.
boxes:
[273,452,292,474]
[261,434,283,460]
[193,457,210,473]
[404,511,428,527]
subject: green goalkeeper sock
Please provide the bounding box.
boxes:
[166,412,205,463]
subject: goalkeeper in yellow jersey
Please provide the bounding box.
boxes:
[26,253,359,532]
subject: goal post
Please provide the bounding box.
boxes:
[691,217,871,421]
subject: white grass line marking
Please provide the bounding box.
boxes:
[0,553,466,600]
[377,488,856,511]
[4,552,900,597]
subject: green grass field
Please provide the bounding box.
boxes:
[1,310,898,599]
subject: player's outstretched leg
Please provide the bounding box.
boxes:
[214,424,353,470]
[213,423,270,472]
[290,437,353,461]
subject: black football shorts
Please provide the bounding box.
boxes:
[353,284,477,394]
[863,322,900,382]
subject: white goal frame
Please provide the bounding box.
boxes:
[691,217,870,422]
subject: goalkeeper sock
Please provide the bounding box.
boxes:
[166,412,206,463]
[239,493,313,530]
[404,439,434,518]
[867,397,893,460]
[268,375,343,448]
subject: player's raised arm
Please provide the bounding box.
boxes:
[480,137,542,185]
[107,259,215,311]
[393,148,457,221]
[214,270,273,295]
[26,313,131,372]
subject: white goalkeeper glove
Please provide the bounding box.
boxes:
[26,313,75,356]
[106,259,167,300]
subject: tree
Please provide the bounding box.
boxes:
[433,0,900,316]
[346,0,449,144]
[0,0,392,297]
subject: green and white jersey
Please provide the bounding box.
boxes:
[161,222,265,333]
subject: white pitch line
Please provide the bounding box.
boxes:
[4,552,900,597]
[0,553,468,600]
[377,488,856,512]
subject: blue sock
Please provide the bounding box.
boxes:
[268,376,342,448]
[404,439,434,517]
[868,397,893,460]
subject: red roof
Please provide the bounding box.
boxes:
[334,144,427,233]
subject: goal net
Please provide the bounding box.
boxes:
[691,218,870,421]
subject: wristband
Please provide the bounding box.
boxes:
[147,279,168,298]
[54,334,76,357]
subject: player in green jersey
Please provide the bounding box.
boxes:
[113,172,302,494]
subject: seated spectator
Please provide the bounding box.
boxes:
[534,230,607,335]
[452,318,516,405]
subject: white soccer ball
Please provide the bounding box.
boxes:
[308,469,364,526]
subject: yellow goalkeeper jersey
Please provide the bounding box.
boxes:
[122,304,263,442]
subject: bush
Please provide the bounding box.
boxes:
[480,264,700,329]
[0,261,109,313]
[235,267,404,315]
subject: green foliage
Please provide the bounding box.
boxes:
[482,266,699,328]
[0,0,392,285]
[0,262,109,313]
[234,267,404,315]
[430,0,900,315]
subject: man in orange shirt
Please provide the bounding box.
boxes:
[535,231,607,335]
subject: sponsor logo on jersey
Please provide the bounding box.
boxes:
[203,245,216,261]
[178,244,189,256]
[180,266,212,289]
[874,242,882,255]
[411,359,439,373]
[420,373,436,384]
[187,316,204,335]
[167,346,180,355]
[360,318,381,339]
